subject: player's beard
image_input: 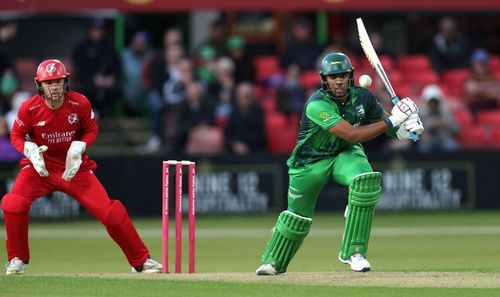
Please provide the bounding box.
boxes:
[329,81,352,100]
[42,86,64,109]
[332,84,347,97]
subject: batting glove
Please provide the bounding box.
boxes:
[24,141,49,177]
[385,97,419,128]
[395,126,412,140]
[62,141,86,181]
[396,114,424,140]
[404,113,424,134]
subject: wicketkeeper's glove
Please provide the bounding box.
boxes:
[62,141,86,181]
[24,141,49,177]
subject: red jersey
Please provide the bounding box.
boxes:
[10,91,98,170]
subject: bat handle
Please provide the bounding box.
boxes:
[410,131,419,142]
[391,96,419,142]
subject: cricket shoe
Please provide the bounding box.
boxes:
[255,263,279,276]
[5,257,26,275]
[132,258,162,273]
[338,253,371,272]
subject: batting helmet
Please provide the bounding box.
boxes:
[34,59,70,95]
[35,59,69,82]
[319,53,355,99]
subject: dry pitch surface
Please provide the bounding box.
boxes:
[41,272,500,288]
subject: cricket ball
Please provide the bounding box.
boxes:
[359,75,372,88]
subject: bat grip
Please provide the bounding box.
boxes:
[391,96,419,142]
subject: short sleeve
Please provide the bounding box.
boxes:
[305,100,343,130]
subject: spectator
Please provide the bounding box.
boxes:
[224,82,266,155]
[5,91,30,132]
[163,27,183,49]
[370,31,397,60]
[0,22,17,114]
[464,48,500,114]
[316,31,352,69]
[428,17,472,74]
[0,69,18,114]
[195,45,218,86]
[72,19,122,118]
[207,57,236,125]
[121,30,155,117]
[142,27,183,91]
[141,44,189,154]
[280,17,322,71]
[268,64,306,116]
[418,84,459,152]
[0,115,22,162]
[226,36,254,83]
[196,19,228,58]
[173,80,216,153]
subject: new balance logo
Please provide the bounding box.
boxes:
[35,121,46,127]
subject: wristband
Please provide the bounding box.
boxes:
[384,117,393,128]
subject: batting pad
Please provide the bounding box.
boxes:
[261,210,312,273]
[339,172,381,260]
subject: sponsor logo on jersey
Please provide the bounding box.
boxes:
[356,105,365,119]
[41,130,76,144]
[68,113,78,124]
[320,112,335,122]
[29,104,41,111]
[69,100,79,105]
[15,117,24,127]
[35,121,46,127]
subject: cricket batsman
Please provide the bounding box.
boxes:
[256,53,424,275]
[2,59,161,275]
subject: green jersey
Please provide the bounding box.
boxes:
[287,86,385,168]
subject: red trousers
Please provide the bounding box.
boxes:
[1,165,149,268]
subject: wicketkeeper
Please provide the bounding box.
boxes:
[256,52,424,275]
[2,59,161,275]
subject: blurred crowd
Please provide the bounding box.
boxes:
[1,15,500,158]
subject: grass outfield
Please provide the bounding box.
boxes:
[1,211,500,296]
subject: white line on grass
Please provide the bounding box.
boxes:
[1,226,500,238]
